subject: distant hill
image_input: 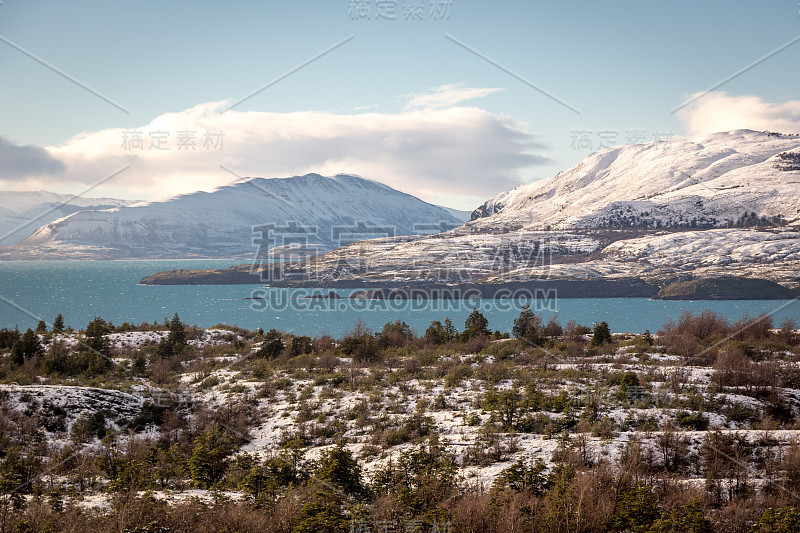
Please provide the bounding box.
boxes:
[0,190,137,246]
[0,174,466,259]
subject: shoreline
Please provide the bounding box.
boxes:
[138,266,798,300]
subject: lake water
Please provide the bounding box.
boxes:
[0,260,798,336]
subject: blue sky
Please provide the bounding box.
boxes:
[1,0,799,209]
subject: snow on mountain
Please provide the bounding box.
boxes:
[0,174,465,259]
[307,131,800,287]
[0,190,137,246]
[602,227,800,266]
[476,228,800,288]
[311,230,602,282]
[470,130,800,230]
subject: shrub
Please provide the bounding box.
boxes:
[676,411,709,431]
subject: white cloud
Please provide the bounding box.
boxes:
[678,92,800,137]
[403,83,503,110]
[3,98,549,210]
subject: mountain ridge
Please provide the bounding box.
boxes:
[0,173,468,260]
[0,190,139,246]
[470,129,800,230]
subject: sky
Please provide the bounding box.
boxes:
[1,0,799,210]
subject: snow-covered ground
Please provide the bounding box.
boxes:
[106,329,244,349]
[0,383,144,436]
[6,327,800,509]
[312,230,601,282]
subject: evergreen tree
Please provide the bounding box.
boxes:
[338,322,379,364]
[0,447,39,510]
[0,328,21,350]
[373,436,457,515]
[52,314,65,334]
[292,488,347,533]
[84,317,111,354]
[80,317,112,375]
[544,314,564,337]
[443,317,457,341]
[257,329,284,359]
[41,339,70,375]
[314,441,366,499]
[167,313,187,346]
[591,321,613,346]
[157,313,188,357]
[611,483,660,532]
[620,371,640,390]
[35,320,47,334]
[650,501,711,533]
[10,328,42,368]
[188,423,234,488]
[379,319,413,347]
[463,308,490,339]
[748,507,800,533]
[290,335,313,356]
[512,305,543,345]
[150,444,185,489]
[493,456,549,495]
[425,320,446,344]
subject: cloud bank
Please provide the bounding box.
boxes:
[0,86,548,210]
[0,137,65,180]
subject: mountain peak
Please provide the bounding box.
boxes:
[471,129,800,229]
[0,174,467,260]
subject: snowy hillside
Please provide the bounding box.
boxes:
[310,230,602,282]
[0,174,465,259]
[0,190,137,246]
[470,130,800,230]
[4,319,800,527]
[301,131,800,287]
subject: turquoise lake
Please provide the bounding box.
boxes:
[0,260,798,336]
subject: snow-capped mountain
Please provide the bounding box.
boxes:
[0,174,467,259]
[470,130,800,230]
[0,191,137,246]
[303,131,800,288]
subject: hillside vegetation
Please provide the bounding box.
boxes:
[1,309,800,532]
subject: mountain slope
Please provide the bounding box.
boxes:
[470,130,800,230]
[0,191,137,246]
[0,174,465,259]
[300,131,800,288]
